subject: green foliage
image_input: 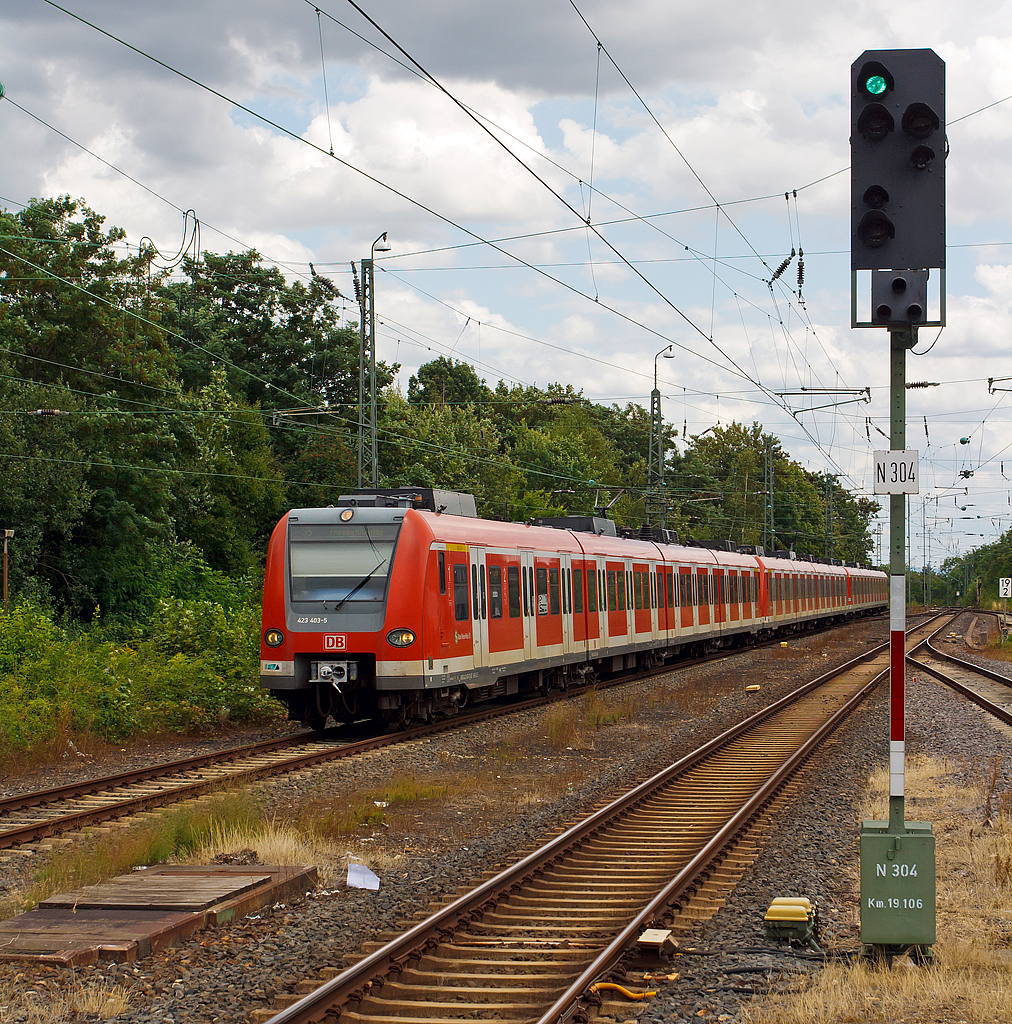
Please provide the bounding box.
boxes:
[0,597,281,757]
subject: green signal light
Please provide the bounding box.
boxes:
[864,74,888,96]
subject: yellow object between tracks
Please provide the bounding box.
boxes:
[590,982,658,1000]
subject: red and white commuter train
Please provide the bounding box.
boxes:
[260,489,887,729]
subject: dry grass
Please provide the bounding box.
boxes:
[742,753,1012,1023]
[0,791,261,920]
[0,977,130,1021]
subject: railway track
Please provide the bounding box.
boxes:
[1,616,887,852]
[907,613,1012,725]
[263,612,951,1024]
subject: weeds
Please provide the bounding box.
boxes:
[304,777,449,840]
[544,703,580,748]
[1,792,262,919]
[0,977,129,1022]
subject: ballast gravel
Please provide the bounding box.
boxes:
[1,611,1006,1024]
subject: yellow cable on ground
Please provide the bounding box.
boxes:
[589,982,657,1000]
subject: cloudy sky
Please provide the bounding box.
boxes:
[3,0,1012,572]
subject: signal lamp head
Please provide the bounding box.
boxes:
[863,184,889,209]
[910,145,935,170]
[858,61,894,98]
[857,103,895,141]
[386,628,416,648]
[858,210,895,248]
[902,102,940,139]
[264,628,285,648]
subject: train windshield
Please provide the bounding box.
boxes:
[288,523,400,604]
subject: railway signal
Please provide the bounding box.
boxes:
[852,49,945,276]
[852,47,945,963]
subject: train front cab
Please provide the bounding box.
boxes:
[259,505,426,729]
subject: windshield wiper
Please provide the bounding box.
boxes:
[331,558,388,613]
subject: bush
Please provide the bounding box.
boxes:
[0,596,282,759]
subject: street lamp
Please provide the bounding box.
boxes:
[358,232,392,488]
[648,345,675,528]
[2,529,13,615]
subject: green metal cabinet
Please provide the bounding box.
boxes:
[860,820,935,946]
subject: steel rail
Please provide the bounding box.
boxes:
[0,732,315,813]
[906,656,1012,728]
[265,611,948,1024]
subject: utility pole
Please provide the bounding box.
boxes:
[648,345,674,528]
[824,474,835,560]
[355,232,391,488]
[764,439,775,551]
[2,529,12,615]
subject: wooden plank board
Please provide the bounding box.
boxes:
[0,865,317,965]
[40,870,272,911]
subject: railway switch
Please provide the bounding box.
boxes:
[763,897,821,951]
[860,819,935,952]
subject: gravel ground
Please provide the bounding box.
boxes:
[4,611,1002,1024]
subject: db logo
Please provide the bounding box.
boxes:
[323,634,347,651]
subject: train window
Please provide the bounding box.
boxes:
[288,522,399,605]
[667,571,674,608]
[607,570,617,611]
[657,570,664,608]
[488,565,502,618]
[479,564,487,619]
[564,568,570,614]
[573,567,584,614]
[521,564,529,616]
[678,572,687,608]
[549,568,561,615]
[438,551,446,595]
[471,564,479,619]
[536,566,549,615]
[618,570,627,611]
[634,572,643,610]
[453,564,469,621]
[507,565,521,618]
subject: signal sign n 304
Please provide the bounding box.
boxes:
[874,451,919,494]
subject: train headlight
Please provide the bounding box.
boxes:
[340,508,355,522]
[386,628,416,648]
[264,628,285,648]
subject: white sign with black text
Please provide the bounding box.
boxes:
[874,450,919,494]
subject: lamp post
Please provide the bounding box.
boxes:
[648,345,675,528]
[2,529,13,615]
[358,232,392,488]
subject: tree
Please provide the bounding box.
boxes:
[407,357,490,407]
